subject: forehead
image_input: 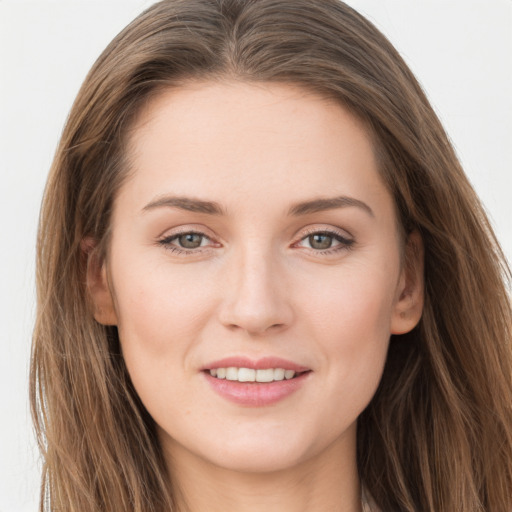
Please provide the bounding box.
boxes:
[120,80,391,220]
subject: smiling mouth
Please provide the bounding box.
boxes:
[206,367,309,383]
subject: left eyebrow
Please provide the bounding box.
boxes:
[287,196,374,217]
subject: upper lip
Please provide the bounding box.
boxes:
[202,356,310,373]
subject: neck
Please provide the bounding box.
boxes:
[163,428,362,512]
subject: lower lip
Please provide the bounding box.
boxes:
[203,371,310,407]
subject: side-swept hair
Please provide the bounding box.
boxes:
[31,1,512,510]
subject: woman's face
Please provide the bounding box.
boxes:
[90,81,422,474]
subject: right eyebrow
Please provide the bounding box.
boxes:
[141,195,226,215]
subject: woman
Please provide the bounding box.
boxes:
[30,0,512,511]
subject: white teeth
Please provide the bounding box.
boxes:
[238,368,256,382]
[226,367,238,381]
[208,367,297,382]
[284,369,295,380]
[274,368,285,380]
[256,368,274,382]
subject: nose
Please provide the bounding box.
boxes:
[217,246,294,336]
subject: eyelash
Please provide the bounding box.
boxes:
[157,228,354,256]
[157,230,214,255]
[297,228,355,254]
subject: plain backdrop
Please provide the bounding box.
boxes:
[1,1,510,510]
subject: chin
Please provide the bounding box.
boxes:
[160,423,317,474]
[207,442,310,474]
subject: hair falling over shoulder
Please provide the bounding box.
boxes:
[31,0,512,510]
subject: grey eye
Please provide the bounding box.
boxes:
[308,234,334,250]
[178,233,204,249]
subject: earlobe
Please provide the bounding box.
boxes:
[82,237,118,326]
[390,230,424,335]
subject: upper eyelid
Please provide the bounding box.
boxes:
[157,224,216,240]
[157,225,353,240]
[158,225,351,240]
[296,225,353,241]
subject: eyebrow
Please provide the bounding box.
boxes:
[142,194,374,218]
[287,196,374,217]
[142,196,225,215]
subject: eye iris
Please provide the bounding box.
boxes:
[309,234,332,250]
[178,233,203,249]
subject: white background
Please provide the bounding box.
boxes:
[1,1,510,510]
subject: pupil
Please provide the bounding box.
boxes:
[179,233,202,248]
[309,234,332,250]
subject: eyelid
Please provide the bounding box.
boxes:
[156,225,221,255]
[295,225,354,244]
[156,223,217,240]
[156,224,354,256]
[292,225,355,253]
[299,225,353,239]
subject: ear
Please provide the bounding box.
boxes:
[390,230,424,335]
[82,237,118,326]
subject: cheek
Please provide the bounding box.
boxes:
[299,255,398,341]
[111,261,216,411]
[112,257,215,355]
[109,260,223,416]
[299,259,397,400]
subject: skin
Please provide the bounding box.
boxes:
[88,81,423,512]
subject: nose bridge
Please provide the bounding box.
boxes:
[219,240,292,335]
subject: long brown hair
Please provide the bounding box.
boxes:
[31,1,512,510]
